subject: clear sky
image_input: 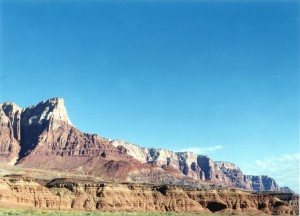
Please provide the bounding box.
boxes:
[0,0,299,192]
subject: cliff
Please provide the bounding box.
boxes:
[0,98,203,187]
[0,98,293,193]
[112,141,284,192]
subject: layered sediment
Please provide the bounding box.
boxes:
[0,176,298,215]
[0,98,294,195]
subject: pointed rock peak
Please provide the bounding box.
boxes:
[0,102,22,126]
[1,102,22,113]
[23,97,72,127]
[42,97,64,105]
[46,97,72,125]
[40,97,72,126]
[38,97,65,110]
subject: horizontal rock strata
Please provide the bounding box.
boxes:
[0,176,297,215]
[0,98,293,193]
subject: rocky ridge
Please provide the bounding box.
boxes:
[0,98,293,193]
[0,98,205,187]
[111,140,288,192]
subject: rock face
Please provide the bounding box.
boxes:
[215,161,253,190]
[216,162,284,192]
[0,176,298,215]
[0,102,22,164]
[111,141,283,192]
[111,140,206,182]
[246,175,279,192]
[0,98,203,186]
[0,98,292,193]
[280,187,295,193]
[0,176,66,210]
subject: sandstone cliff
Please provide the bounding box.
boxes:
[0,98,202,187]
[111,141,284,192]
[0,102,22,164]
[111,140,206,182]
[0,98,293,193]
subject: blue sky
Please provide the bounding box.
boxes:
[0,0,299,192]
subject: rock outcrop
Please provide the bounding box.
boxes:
[0,176,67,210]
[0,98,293,193]
[111,140,206,182]
[0,102,22,164]
[246,175,279,192]
[0,176,298,215]
[111,141,284,192]
[0,98,202,187]
[280,187,295,193]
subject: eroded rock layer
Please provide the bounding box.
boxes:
[0,98,293,193]
[0,98,206,187]
[0,176,298,215]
